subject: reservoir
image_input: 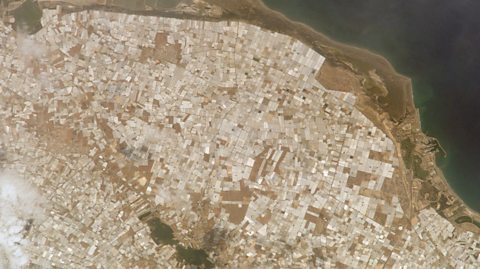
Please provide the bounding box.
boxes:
[263,0,480,212]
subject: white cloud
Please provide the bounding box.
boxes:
[16,35,46,60]
[0,172,46,269]
[154,185,190,209]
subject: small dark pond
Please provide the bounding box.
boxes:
[12,0,43,34]
[145,216,213,268]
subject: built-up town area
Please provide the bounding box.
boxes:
[0,7,478,269]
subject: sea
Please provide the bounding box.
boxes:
[263,0,480,212]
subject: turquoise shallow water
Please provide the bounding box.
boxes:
[263,0,480,212]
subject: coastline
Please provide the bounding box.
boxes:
[8,0,479,222]
[254,0,414,112]
[208,0,413,120]
[207,0,480,219]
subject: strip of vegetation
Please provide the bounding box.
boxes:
[455,215,472,223]
[455,215,480,229]
[400,138,428,180]
[401,138,415,169]
[413,155,428,180]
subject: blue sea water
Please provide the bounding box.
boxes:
[263,0,480,211]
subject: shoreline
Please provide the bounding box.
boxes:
[212,0,479,217]
[254,0,414,113]
[207,0,413,119]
